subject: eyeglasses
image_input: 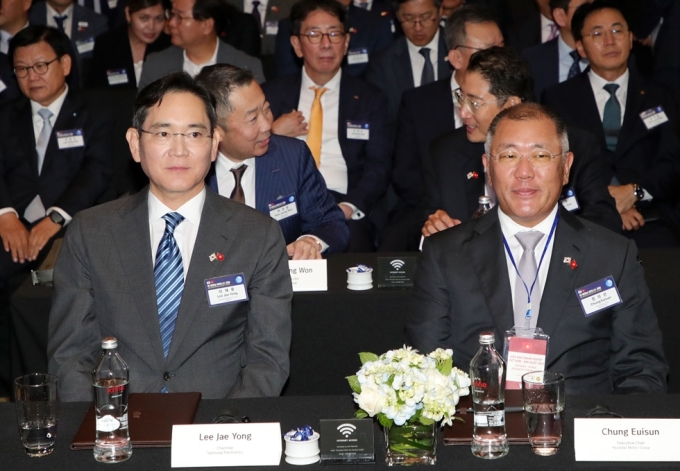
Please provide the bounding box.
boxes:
[399,14,437,28]
[582,27,628,44]
[14,57,59,78]
[453,88,507,114]
[298,30,346,44]
[488,149,563,167]
[166,10,193,23]
[139,129,212,147]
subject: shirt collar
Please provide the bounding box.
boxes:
[588,67,629,91]
[498,204,559,239]
[47,3,74,20]
[450,72,459,92]
[216,151,256,172]
[30,84,69,118]
[406,28,439,57]
[148,187,206,229]
[183,38,219,67]
[301,65,342,91]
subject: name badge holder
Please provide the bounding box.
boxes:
[503,327,549,390]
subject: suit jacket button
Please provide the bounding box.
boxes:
[163,372,171,381]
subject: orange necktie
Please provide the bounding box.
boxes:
[307,86,328,167]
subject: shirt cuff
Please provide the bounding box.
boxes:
[0,207,18,218]
[641,188,653,202]
[340,202,365,220]
[297,234,329,253]
[46,207,73,226]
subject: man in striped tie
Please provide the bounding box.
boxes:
[48,71,293,401]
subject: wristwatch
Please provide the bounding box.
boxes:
[632,184,645,201]
[48,211,65,226]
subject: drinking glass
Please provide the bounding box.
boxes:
[15,373,59,457]
[522,371,564,456]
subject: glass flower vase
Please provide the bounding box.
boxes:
[384,422,437,466]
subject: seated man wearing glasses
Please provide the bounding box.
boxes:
[0,25,112,288]
[407,101,668,394]
[48,71,293,401]
[262,0,391,251]
[421,46,621,238]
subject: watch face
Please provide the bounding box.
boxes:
[50,212,65,225]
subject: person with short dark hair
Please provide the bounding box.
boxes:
[137,0,264,89]
[197,64,349,258]
[407,101,668,395]
[48,71,293,402]
[0,25,113,288]
[543,0,680,248]
[88,0,171,88]
[422,46,621,237]
[505,0,557,54]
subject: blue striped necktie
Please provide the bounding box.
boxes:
[155,212,185,359]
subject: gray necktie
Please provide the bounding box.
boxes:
[602,83,621,152]
[513,231,544,329]
[36,108,53,174]
[419,47,434,86]
[567,50,581,79]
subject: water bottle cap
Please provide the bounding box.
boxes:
[478,196,491,204]
[101,337,118,349]
[479,331,495,344]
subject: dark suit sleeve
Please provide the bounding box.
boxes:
[227,217,292,398]
[53,105,113,216]
[420,135,447,217]
[273,19,302,78]
[610,239,668,393]
[221,7,262,58]
[294,144,349,253]
[48,215,103,401]
[392,91,422,207]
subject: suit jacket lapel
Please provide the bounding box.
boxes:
[112,189,166,371]
[461,141,486,219]
[254,139,281,214]
[43,93,81,174]
[166,190,236,363]
[338,74,360,158]
[615,72,645,158]
[436,29,452,79]
[16,99,38,177]
[394,38,414,91]
[468,207,515,340]
[574,73,606,149]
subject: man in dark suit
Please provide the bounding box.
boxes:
[263,0,391,251]
[506,0,557,53]
[542,1,680,247]
[0,25,112,288]
[407,102,668,394]
[138,0,264,89]
[274,0,394,79]
[197,64,349,258]
[522,0,590,101]
[365,0,453,127]
[0,51,21,104]
[0,0,31,55]
[422,46,620,238]
[49,72,292,401]
[380,5,502,250]
[29,0,108,82]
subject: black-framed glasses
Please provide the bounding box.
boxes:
[453,88,507,114]
[488,149,563,167]
[139,129,212,147]
[583,27,628,44]
[399,14,437,28]
[298,30,346,44]
[14,57,59,78]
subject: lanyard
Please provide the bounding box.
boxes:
[503,212,559,328]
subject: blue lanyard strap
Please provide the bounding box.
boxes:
[503,211,559,323]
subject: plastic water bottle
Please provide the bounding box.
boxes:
[472,196,492,219]
[470,331,509,459]
[92,337,132,463]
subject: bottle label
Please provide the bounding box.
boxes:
[96,415,121,432]
[474,410,505,427]
[119,412,129,429]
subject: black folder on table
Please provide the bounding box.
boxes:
[71,392,201,450]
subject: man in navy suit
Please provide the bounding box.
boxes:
[29,0,108,83]
[263,0,391,251]
[522,0,591,101]
[542,1,680,247]
[0,26,112,287]
[380,5,502,250]
[506,0,557,54]
[197,64,348,259]
[365,0,453,128]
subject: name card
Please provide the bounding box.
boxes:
[171,423,282,467]
[574,419,680,462]
[288,259,327,292]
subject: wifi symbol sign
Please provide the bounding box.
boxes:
[390,259,405,270]
[337,423,357,437]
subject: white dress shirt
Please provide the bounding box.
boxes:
[588,68,628,125]
[540,13,557,43]
[450,73,462,129]
[244,0,268,28]
[215,152,257,208]
[134,60,144,86]
[46,3,75,39]
[183,39,219,77]
[148,188,205,279]
[0,22,28,54]
[406,30,440,87]
[499,204,558,321]
[352,0,373,9]
[557,34,587,83]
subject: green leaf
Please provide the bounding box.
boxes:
[438,357,452,376]
[355,409,369,419]
[346,375,361,393]
[378,413,394,429]
[358,352,379,365]
[418,416,434,426]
